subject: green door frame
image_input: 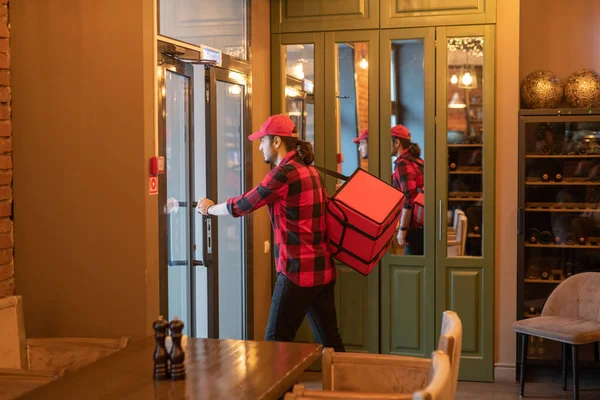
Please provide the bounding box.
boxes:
[435,25,496,382]
[379,27,436,357]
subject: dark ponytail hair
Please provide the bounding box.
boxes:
[399,137,421,158]
[278,136,315,165]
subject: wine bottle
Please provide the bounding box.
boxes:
[553,228,564,244]
[541,173,550,182]
[564,262,574,278]
[540,266,551,280]
[539,231,553,245]
[449,162,457,171]
[527,228,540,244]
[554,173,563,182]
[538,338,546,356]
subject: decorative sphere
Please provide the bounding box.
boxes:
[521,70,564,109]
[564,69,600,108]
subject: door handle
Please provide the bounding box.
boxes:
[206,218,212,254]
[192,260,204,267]
[439,200,443,241]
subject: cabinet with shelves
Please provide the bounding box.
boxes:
[517,108,600,368]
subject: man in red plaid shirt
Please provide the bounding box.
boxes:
[391,124,425,255]
[197,114,344,352]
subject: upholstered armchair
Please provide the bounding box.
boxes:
[513,272,600,400]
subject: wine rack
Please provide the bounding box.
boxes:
[517,108,600,369]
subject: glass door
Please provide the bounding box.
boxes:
[158,39,251,340]
[203,66,250,339]
[158,53,194,336]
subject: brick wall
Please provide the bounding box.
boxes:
[0,0,12,298]
[354,42,369,170]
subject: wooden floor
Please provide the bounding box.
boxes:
[298,371,600,400]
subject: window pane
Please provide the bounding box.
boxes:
[159,0,247,60]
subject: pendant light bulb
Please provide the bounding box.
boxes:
[450,74,459,85]
[359,56,368,70]
[461,72,473,86]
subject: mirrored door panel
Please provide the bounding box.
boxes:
[387,38,426,257]
[336,41,369,179]
[284,44,314,148]
[273,33,324,167]
[445,35,485,258]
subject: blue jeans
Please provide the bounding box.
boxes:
[265,273,345,353]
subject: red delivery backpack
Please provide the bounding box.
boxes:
[316,166,405,275]
[396,154,425,227]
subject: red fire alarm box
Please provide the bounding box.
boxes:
[150,156,159,176]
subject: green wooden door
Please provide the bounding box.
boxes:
[271,31,380,354]
[323,30,380,353]
[435,25,495,382]
[378,27,436,358]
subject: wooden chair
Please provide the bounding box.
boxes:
[447,210,467,257]
[285,351,452,400]
[0,368,60,400]
[0,295,129,375]
[288,311,461,399]
[513,272,600,400]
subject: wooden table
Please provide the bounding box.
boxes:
[18,337,323,400]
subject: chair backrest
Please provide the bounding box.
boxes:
[456,213,467,257]
[437,311,462,400]
[0,295,28,369]
[413,351,452,400]
[542,272,600,321]
[322,349,431,393]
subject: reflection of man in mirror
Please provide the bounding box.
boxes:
[353,129,368,159]
[391,124,425,255]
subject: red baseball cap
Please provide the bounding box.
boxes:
[391,124,411,140]
[248,114,298,141]
[352,129,368,143]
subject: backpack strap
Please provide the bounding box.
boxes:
[314,165,349,181]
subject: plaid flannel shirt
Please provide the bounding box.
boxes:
[392,149,425,228]
[227,150,336,287]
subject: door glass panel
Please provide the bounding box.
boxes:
[336,42,369,180]
[388,39,425,256]
[158,0,248,60]
[216,79,245,339]
[522,119,600,328]
[446,37,484,257]
[192,66,208,338]
[165,70,192,335]
[285,44,314,149]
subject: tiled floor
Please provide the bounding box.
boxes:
[297,371,600,400]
